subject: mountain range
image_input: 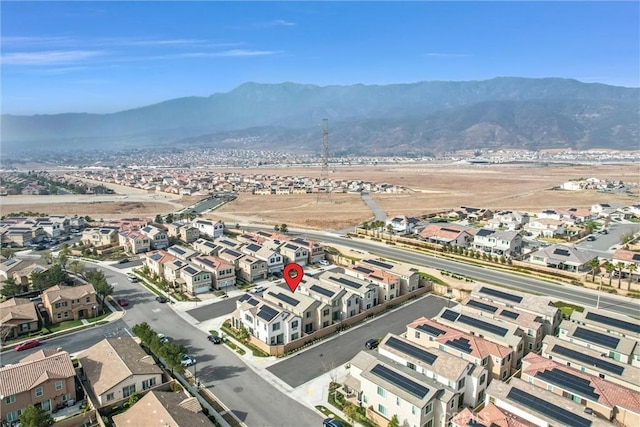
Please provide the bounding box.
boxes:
[2,77,638,155]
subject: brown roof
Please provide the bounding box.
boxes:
[0,297,39,325]
[42,283,96,303]
[452,403,536,427]
[78,338,163,396]
[522,352,640,413]
[0,350,75,396]
[112,390,209,427]
[613,248,640,264]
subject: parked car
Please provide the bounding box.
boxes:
[181,354,196,367]
[117,258,129,264]
[364,338,379,350]
[127,275,139,283]
[117,299,129,307]
[157,333,171,344]
[323,418,345,427]
[252,285,266,294]
[587,235,597,241]
[156,296,169,303]
[15,339,40,351]
[318,259,330,266]
[207,335,223,344]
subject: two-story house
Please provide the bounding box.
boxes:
[237,256,268,283]
[289,237,325,264]
[262,286,331,333]
[192,219,224,238]
[42,284,98,324]
[344,264,400,304]
[118,230,151,254]
[143,250,176,278]
[0,349,76,423]
[191,238,222,256]
[233,294,302,345]
[166,222,200,244]
[140,225,169,250]
[112,390,210,426]
[360,258,420,294]
[385,216,420,235]
[191,255,236,289]
[316,270,378,312]
[473,229,523,258]
[166,244,199,262]
[278,242,309,266]
[0,298,40,341]
[81,228,119,247]
[297,276,359,322]
[178,264,212,295]
[242,243,285,274]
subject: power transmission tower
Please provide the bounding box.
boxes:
[318,118,331,203]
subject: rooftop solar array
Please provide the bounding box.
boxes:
[183,266,198,275]
[257,306,279,322]
[292,238,310,246]
[550,344,624,376]
[225,249,242,258]
[370,364,429,399]
[248,299,259,306]
[633,254,640,261]
[585,312,640,334]
[476,229,494,237]
[507,387,592,427]
[573,327,620,349]
[385,337,438,365]
[220,239,237,246]
[171,246,186,255]
[446,337,473,354]
[310,284,335,297]
[416,323,446,337]
[466,299,498,313]
[246,243,262,252]
[354,266,374,274]
[364,259,394,270]
[478,287,523,303]
[536,368,600,400]
[284,243,299,250]
[269,292,300,306]
[458,314,509,337]
[330,276,363,289]
[553,248,571,257]
[238,294,251,302]
[500,310,520,320]
[150,253,162,261]
[440,309,460,322]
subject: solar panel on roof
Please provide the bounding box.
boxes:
[416,323,445,337]
[536,368,600,401]
[507,387,592,427]
[364,259,394,270]
[478,287,523,303]
[171,246,186,255]
[476,229,494,237]
[226,249,242,257]
[386,337,438,365]
[458,314,509,336]
[553,248,570,257]
[466,299,498,313]
[354,266,374,274]
[271,292,300,306]
[246,244,262,252]
[573,327,620,349]
[184,266,197,275]
[285,244,298,250]
[500,310,520,320]
[248,299,259,306]
[257,306,279,321]
[330,276,363,289]
[446,337,473,354]
[585,312,640,334]
[633,254,640,261]
[551,344,624,375]
[370,364,429,399]
[310,284,335,297]
[440,309,460,322]
[369,275,384,281]
[238,294,250,302]
[150,254,162,261]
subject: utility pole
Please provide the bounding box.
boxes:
[317,118,331,203]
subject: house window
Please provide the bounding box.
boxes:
[106,393,114,401]
[35,387,43,397]
[450,398,456,409]
[396,396,400,406]
[547,384,553,392]
[411,405,416,415]
[123,384,136,398]
[86,296,91,302]
[20,323,30,331]
[323,309,330,316]
[7,411,19,422]
[142,378,156,390]
[273,322,281,331]
[377,386,386,397]
[415,331,420,338]
[306,312,311,318]
[4,395,15,404]
[291,320,299,328]
[425,420,433,427]
[458,378,465,389]
[407,362,416,370]
[362,395,367,404]
[291,333,299,340]
[377,404,387,416]
[55,380,63,391]
[425,401,433,415]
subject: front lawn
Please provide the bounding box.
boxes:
[46,319,83,333]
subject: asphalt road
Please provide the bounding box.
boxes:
[187,197,227,214]
[575,222,640,258]
[188,295,241,322]
[361,193,387,222]
[267,294,449,388]
[285,231,640,318]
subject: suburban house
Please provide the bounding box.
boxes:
[418,224,474,247]
[460,207,493,221]
[143,250,177,278]
[191,255,236,289]
[81,228,119,247]
[523,218,565,238]
[1,227,37,247]
[0,258,26,281]
[178,263,211,295]
[472,229,523,257]
[385,216,420,234]
[10,262,49,287]
[140,225,169,250]
[278,242,309,266]
[42,284,98,324]
[233,294,302,345]
[316,270,378,312]
[485,378,614,427]
[118,230,151,254]
[237,256,268,283]
[0,298,40,341]
[262,286,331,333]
[165,222,200,244]
[344,264,400,304]
[218,248,246,269]
[360,258,420,294]
[521,352,640,426]
[569,308,640,342]
[289,237,326,264]
[216,236,244,251]
[78,337,165,409]
[612,248,640,282]
[162,259,187,286]
[36,220,62,238]
[378,333,489,408]
[166,244,199,261]
[0,349,76,424]
[191,238,221,256]
[452,402,536,427]
[558,320,638,366]
[112,390,210,427]
[486,210,529,231]
[242,243,284,273]
[192,219,224,238]
[297,276,360,321]
[527,244,596,272]
[407,317,513,382]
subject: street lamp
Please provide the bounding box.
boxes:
[92,305,96,322]
[193,362,199,389]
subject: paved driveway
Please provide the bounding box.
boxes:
[187,296,242,321]
[267,294,450,388]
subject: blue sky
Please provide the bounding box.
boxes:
[2,1,638,115]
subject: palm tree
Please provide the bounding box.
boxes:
[605,262,615,286]
[628,263,637,289]
[616,262,626,288]
[588,258,600,282]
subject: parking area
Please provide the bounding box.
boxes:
[267,294,450,388]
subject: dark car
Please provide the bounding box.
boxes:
[117,258,129,264]
[586,235,597,241]
[117,299,129,307]
[15,339,40,351]
[365,338,379,350]
[323,418,345,427]
[156,296,169,303]
[207,335,223,344]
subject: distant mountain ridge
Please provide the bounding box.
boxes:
[2,77,638,155]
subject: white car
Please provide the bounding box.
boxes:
[318,260,330,266]
[181,354,196,367]
[252,286,266,294]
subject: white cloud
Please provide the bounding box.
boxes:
[1,50,106,65]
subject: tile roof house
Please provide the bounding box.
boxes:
[112,390,210,427]
[0,298,40,341]
[527,244,596,272]
[143,250,177,278]
[452,402,536,427]
[42,284,98,324]
[0,349,76,424]
[78,337,165,409]
[190,255,236,289]
[118,230,150,254]
[418,223,474,247]
[140,225,169,250]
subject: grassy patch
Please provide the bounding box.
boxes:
[86,306,112,323]
[46,319,83,333]
[209,330,219,336]
[553,301,584,318]
[419,272,446,285]
[316,406,352,427]
[223,340,246,356]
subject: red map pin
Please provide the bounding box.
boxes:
[283,263,304,293]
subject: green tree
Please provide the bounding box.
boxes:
[1,276,23,297]
[274,224,280,232]
[155,214,164,224]
[237,325,250,343]
[69,259,85,277]
[386,224,394,233]
[57,246,71,271]
[388,414,401,427]
[30,271,50,291]
[616,262,626,288]
[47,264,68,286]
[85,269,112,310]
[280,223,288,233]
[132,322,155,346]
[588,258,600,282]
[159,342,187,374]
[605,262,615,286]
[0,248,15,259]
[628,263,637,288]
[19,405,54,427]
[165,213,174,224]
[343,403,359,425]
[123,392,140,408]
[40,251,53,265]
